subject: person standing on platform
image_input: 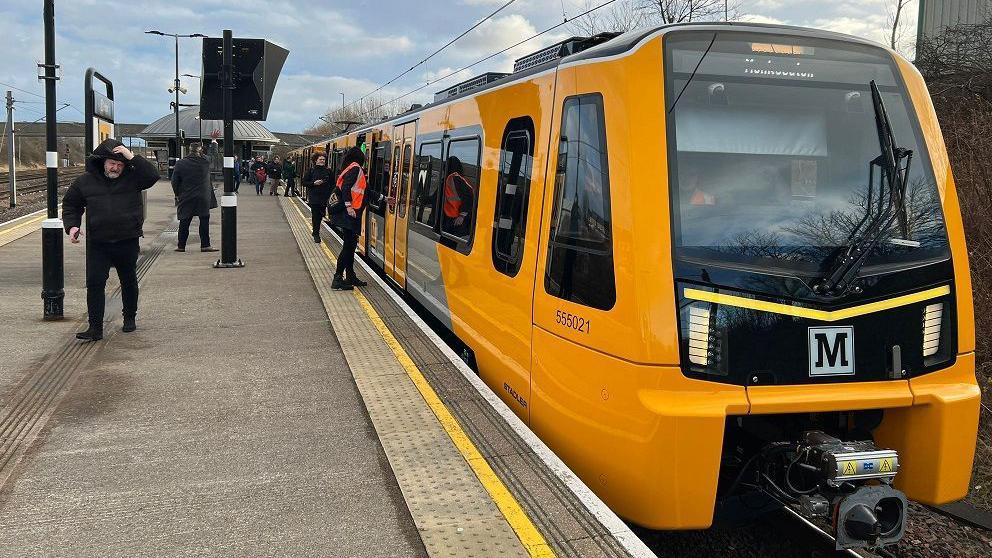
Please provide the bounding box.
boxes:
[330,146,388,290]
[251,155,266,195]
[303,153,332,243]
[233,155,242,193]
[282,156,297,197]
[171,143,218,253]
[266,155,284,196]
[62,139,160,341]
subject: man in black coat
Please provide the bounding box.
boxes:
[171,143,218,253]
[62,138,160,341]
[265,156,284,195]
[303,153,333,243]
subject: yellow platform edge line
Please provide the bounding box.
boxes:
[289,201,555,557]
[0,213,47,245]
[684,285,950,322]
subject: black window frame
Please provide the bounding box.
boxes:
[367,141,390,215]
[492,116,535,277]
[398,142,413,219]
[438,135,482,252]
[412,140,444,232]
[544,93,616,310]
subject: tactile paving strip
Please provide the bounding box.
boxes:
[280,198,531,558]
[0,220,178,490]
[288,198,648,558]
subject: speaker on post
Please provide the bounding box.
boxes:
[200,37,289,121]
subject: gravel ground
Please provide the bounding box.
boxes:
[0,185,68,225]
[889,503,992,557]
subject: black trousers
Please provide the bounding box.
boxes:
[87,238,140,328]
[284,177,296,196]
[335,228,359,279]
[178,214,211,249]
[310,199,328,237]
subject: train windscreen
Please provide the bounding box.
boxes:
[665,32,949,275]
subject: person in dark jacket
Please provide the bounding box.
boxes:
[330,146,388,290]
[250,156,266,195]
[266,156,284,195]
[171,143,218,253]
[282,157,298,197]
[62,138,160,341]
[233,155,241,193]
[303,153,333,243]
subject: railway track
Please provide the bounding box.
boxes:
[0,167,84,200]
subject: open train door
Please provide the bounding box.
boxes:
[383,120,417,287]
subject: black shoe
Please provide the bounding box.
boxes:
[348,276,368,287]
[313,234,321,244]
[331,276,353,291]
[122,316,136,333]
[76,327,103,341]
[175,247,185,252]
[201,246,219,253]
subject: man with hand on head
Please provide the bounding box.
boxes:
[62,138,160,341]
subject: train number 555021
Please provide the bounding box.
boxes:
[555,310,590,334]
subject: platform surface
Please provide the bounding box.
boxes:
[0,182,650,557]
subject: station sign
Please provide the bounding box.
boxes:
[84,68,115,155]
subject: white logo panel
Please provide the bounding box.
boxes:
[808,326,855,376]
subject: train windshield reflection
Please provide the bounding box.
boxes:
[666,32,950,274]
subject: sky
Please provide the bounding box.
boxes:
[0,0,919,134]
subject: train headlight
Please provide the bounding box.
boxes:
[922,303,942,357]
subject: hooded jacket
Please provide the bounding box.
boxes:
[62,138,160,242]
[171,152,217,220]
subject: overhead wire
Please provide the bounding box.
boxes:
[365,0,620,116]
[337,0,518,116]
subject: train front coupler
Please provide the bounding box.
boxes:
[759,431,908,550]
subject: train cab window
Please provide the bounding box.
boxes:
[413,142,443,228]
[399,143,413,219]
[440,138,481,245]
[545,94,616,310]
[493,117,535,277]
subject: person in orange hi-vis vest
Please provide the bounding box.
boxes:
[442,156,475,238]
[330,146,389,290]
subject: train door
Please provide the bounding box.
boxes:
[365,137,389,268]
[383,121,417,287]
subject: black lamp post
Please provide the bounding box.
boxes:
[144,30,205,175]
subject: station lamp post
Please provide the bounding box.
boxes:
[144,30,205,173]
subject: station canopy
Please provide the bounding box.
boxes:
[137,106,280,145]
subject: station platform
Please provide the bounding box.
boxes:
[0,181,652,557]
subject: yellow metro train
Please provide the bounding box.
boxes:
[293,23,980,549]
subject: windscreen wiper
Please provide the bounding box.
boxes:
[814,81,913,297]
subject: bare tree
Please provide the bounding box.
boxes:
[303,95,406,136]
[887,0,914,51]
[639,0,738,24]
[569,0,646,35]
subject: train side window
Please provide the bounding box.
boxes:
[440,138,481,245]
[545,94,616,310]
[493,117,535,277]
[399,143,413,219]
[389,144,401,214]
[368,143,389,215]
[413,142,443,228]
